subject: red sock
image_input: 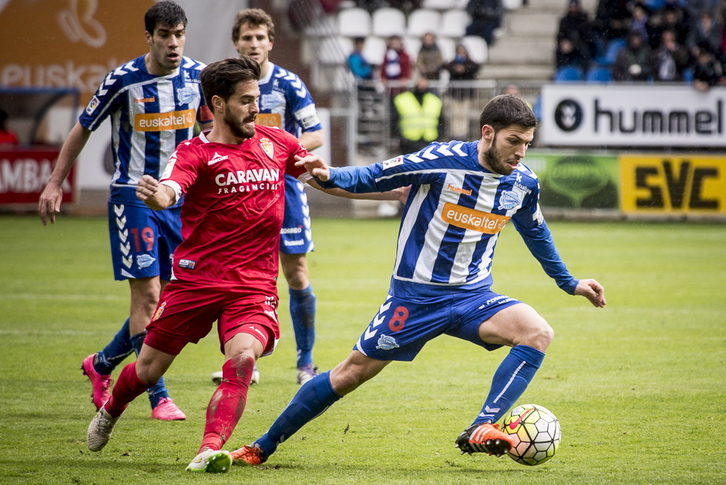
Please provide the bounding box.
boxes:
[105,362,151,417]
[199,356,254,452]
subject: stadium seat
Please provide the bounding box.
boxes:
[603,38,626,66]
[585,65,613,83]
[440,9,470,39]
[422,0,457,10]
[317,36,354,65]
[406,9,442,38]
[361,35,387,66]
[460,35,488,64]
[337,8,371,38]
[553,66,584,82]
[404,36,422,62]
[682,67,694,83]
[372,8,406,38]
[437,36,457,62]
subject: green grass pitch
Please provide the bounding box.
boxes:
[0,215,724,484]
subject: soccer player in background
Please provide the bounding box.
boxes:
[229,8,324,385]
[85,56,404,473]
[232,94,606,466]
[38,1,211,420]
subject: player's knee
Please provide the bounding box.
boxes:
[225,353,256,385]
[525,318,554,352]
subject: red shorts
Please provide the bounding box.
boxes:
[144,280,280,356]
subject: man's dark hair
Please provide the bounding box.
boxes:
[232,8,275,43]
[145,1,187,35]
[479,94,537,131]
[201,57,261,105]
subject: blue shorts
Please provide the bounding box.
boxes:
[353,290,521,361]
[280,174,314,255]
[107,199,182,281]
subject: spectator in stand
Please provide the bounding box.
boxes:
[416,32,444,80]
[381,35,412,95]
[652,29,691,81]
[465,0,503,47]
[613,30,653,81]
[0,109,18,145]
[555,37,591,73]
[442,43,480,139]
[648,4,689,49]
[594,0,630,44]
[686,11,723,60]
[628,4,652,46]
[557,0,596,59]
[348,37,374,81]
[692,42,724,91]
[391,76,444,153]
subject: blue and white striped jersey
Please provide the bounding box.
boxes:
[255,62,322,136]
[323,141,578,298]
[79,55,209,203]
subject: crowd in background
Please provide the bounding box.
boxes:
[556,0,726,89]
[336,0,726,91]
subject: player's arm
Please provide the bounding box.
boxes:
[297,154,408,202]
[38,122,92,225]
[513,200,606,308]
[298,129,323,152]
[136,175,177,211]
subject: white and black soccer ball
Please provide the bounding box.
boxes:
[502,403,561,466]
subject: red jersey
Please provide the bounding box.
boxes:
[160,125,309,288]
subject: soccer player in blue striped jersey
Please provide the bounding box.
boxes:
[39,1,213,420]
[232,94,606,465]
[230,8,324,386]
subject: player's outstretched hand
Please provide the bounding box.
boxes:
[295,154,330,181]
[574,278,606,308]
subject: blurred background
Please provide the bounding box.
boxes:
[0,0,724,221]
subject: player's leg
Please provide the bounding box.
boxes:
[128,276,185,420]
[233,350,389,465]
[191,292,279,473]
[453,301,552,456]
[87,344,177,452]
[280,175,317,384]
[280,252,317,384]
[474,303,552,424]
[81,318,133,410]
[186,331,262,474]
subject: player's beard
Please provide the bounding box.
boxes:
[483,132,516,176]
[225,107,256,140]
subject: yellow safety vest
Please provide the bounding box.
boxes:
[394,92,442,142]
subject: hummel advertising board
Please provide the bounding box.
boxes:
[540,85,726,147]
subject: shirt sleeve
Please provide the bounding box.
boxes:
[160,141,204,196]
[78,70,125,131]
[511,181,579,294]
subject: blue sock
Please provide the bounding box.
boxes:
[255,370,341,458]
[130,331,169,408]
[94,319,134,375]
[473,345,545,425]
[289,286,316,368]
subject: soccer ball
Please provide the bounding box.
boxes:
[502,403,561,466]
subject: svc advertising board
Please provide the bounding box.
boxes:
[540,85,726,147]
[620,154,725,215]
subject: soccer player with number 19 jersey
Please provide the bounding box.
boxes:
[39,1,212,421]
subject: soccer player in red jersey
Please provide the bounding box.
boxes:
[85,56,315,473]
